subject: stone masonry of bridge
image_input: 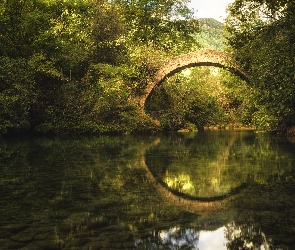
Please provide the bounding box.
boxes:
[134,49,249,107]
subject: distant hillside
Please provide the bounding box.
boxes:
[197,18,224,50]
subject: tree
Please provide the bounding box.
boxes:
[196,18,224,50]
[146,67,231,131]
[225,0,295,132]
[0,57,36,133]
[0,0,138,134]
[115,0,199,54]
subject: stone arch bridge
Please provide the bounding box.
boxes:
[134,49,249,107]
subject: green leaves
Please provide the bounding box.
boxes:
[0,57,37,133]
[1,0,255,135]
[116,0,198,54]
[225,0,295,132]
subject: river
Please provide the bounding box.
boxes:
[0,130,295,249]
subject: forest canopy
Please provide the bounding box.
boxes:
[225,0,295,133]
[0,0,294,135]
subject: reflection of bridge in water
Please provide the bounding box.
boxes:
[142,159,248,214]
[141,137,249,214]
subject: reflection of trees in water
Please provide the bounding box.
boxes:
[1,133,295,249]
[228,174,295,250]
[135,227,200,249]
[134,223,275,250]
[164,173,196,196]
[143,132,295,249]
[146,131,295,200]
[146,131,250,199]
[225,222,272,250]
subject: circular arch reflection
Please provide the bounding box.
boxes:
[141,132,251,214]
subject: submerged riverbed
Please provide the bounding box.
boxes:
[0,131,295,249]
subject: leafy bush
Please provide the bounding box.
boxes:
[0,57,37,134]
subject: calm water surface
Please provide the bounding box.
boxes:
[0,131,295,249]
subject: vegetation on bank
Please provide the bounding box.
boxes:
[0,0,294,135]
[225,0,295,133]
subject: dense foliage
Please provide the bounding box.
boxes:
[197,18,224,50]
[145,66,252,131]
[1,0,294,135]
[225,0,295,133]
[145,18,252,131]
[0,0,199,135]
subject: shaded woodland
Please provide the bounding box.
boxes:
[0,0,294,135]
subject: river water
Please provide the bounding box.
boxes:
[0,131,294,249]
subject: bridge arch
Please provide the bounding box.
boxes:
[135,49,249,107]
